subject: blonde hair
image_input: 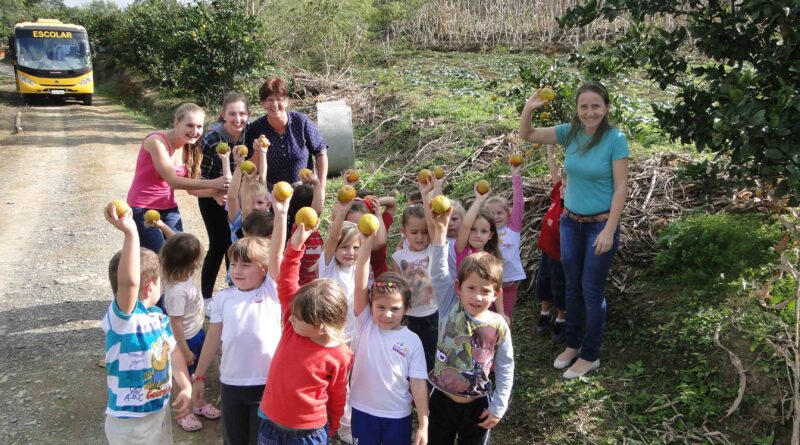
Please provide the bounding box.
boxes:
[228,237,271,268]
[240,175,268,219]
[160,233,203,283]
[485,195,510,211]
[174,103,205,179]
[292,278,349,342]
[450,199,465,218]
[337,221,360,254]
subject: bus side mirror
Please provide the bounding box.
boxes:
[6,35,15,58]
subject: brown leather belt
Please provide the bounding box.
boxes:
[562,209,610,222]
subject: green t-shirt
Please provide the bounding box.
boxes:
[555,124,629,215]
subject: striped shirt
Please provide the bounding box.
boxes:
[101,299,176,418]
[200,121,247,180]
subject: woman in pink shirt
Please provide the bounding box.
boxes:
[127,103,230,253]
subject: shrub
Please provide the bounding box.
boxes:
[655,212,781,286]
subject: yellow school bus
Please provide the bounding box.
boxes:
[8,19,94,105]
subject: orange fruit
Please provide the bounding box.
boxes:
[337,185,356,203]
[235,145,248,157]
[144,209,161,224]
[273,181,293,202]
[345,169,360,183]
[509,153,524,167]
[216,142,230,154]
[240,160,256,174]
[431,195,451,215]
[539,87,555,101]
[476,180,490,195]
[433,166,445,180]
[299,168,314,181]
[418,169,433,185]
[110,199,130,218]
[358,213,380,236]
[295,207,318,229]
[258,135,270,148]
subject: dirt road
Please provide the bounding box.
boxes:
[0,63,222,444]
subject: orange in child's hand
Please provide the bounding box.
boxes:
[539,87,556,101]
[509,153,524,167]
[476,180,490,195]
[295,207,318,229]
[110,199,130,218]
[431,195,451,215]
[299,168,314,180]
[337,185,357,203]
[235,145,248,157]
[258,135,270,149]
[144,209,161,224]
[216,142,230,154]
[240,160,257,174]
[358,214,380,236]
[273,181,293,202]
[418,169,433,185]
[433,166,445,180]
[345,169,360,183]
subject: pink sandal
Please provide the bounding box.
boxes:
[177,413,203,432]
[193,403,221,420]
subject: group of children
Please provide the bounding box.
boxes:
[102,111,571,445]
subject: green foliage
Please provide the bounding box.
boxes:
[561,0,800,201]
[655,212,781,286]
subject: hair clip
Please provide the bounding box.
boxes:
[373,281,398,292]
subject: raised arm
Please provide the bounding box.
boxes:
[150,218,176,239]
[354,231,375,316]
[143,135,229,191]
[456,184,489,252]
[518,90,559,145]
[226,151,245,221]
[545,144,562,185]
[364,196,387,248]
[105,204,139,315]
[269,190,290,282]
[257,143,268,184]
[322,200,352,266]
[419,179,437,238]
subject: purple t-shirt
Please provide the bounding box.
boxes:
[245,111,327,185]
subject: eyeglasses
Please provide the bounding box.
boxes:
[263,96,287,103]
[373,281,399,293]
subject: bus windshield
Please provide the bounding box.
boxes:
[14,30,91,72]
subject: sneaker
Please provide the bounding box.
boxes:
[552,321,566,344]
[536,313,552,334]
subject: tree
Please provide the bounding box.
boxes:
[561,1,800,201]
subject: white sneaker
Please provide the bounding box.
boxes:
[562,359,600,379]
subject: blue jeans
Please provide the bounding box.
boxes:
[560,216,619,362]
[257,417,328,445]
[131,207,183,253]
[351,408,411,445]
[535,252,566,311]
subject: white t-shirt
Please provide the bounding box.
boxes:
[350,310,427,418]
[392,245,438,318]
[318,252,356,340]
[497,226,526,282]
[210,276,281,386]
[164,277,204,338]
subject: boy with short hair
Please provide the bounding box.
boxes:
[101,204,192,444]
[426,203,514,444]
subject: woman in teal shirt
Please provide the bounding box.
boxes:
[519,82,629,379]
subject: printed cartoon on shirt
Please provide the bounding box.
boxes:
[142,334,172,399]
[498,227,513,250]
[430,311,505,398]
[400,258,434,308]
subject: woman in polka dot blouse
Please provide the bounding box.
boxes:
[245,77,328,194]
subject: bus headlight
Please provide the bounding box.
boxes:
[78,75,93,86]
[18,74,36,85]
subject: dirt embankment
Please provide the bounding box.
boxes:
[0,63,222,444]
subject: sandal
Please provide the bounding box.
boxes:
[193,403,221,420]
[177,413,203,432]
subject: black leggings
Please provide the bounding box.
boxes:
[429,389,491,445]
[199,197,231,300]
[220,383,265,445]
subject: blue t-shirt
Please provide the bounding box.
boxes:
[555,123,629,215]
[101,299,176,417]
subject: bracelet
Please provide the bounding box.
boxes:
[192,374,206,382]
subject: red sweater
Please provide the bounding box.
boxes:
[370,211,393,278]
[260,243,353,434]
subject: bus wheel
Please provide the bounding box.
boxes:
[81,94,92,106]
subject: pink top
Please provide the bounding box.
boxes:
[509,175,524,232]
[455,244,481,272]
[127,132,188,210]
